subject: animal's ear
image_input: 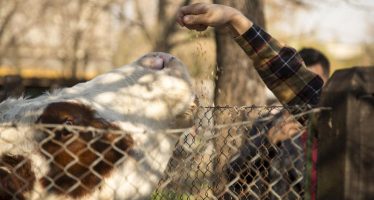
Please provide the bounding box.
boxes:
[37,102,95,126]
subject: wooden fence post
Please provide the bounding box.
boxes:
[316,67,374,200]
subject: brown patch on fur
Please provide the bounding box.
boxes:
[0,154,36,200]
[37,102,134,198]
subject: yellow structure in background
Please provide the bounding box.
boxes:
[0,66,97,80]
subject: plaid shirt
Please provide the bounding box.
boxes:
[234,24,323,107]
[235,24,322,200]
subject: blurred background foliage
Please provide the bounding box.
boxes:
[0,0,373,102]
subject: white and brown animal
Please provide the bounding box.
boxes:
[0,52,197,200]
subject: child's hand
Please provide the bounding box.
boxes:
[177,3,253,35]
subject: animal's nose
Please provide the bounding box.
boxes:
[151,53,175,70]
[138,53,175,70]
[158,53,173,63]
[150,56,165,70]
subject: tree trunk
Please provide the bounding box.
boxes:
[152,0,192,52]
[212,0,266,197]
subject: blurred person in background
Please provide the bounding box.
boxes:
[265,47,330,200]
[299,47,330,84]
[267,47,330,144]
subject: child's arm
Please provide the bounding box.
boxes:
[177,3,252,35]
[177,3,324,110]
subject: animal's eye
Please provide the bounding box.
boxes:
[61,130,72,139]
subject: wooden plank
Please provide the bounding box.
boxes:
[316,67,374,200]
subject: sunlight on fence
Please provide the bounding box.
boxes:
[0,106,321,200]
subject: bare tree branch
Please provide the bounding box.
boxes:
[134,0,153,43]
[0,0,53,64]
[0,1,19,44]
[152,0,192,51]
[157,0,168,24]
[169,31,211,49]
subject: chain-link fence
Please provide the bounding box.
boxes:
[0,105,318,200]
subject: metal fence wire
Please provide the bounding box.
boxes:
[0,105,318,200]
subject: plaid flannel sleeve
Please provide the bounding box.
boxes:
[234,24,324,107]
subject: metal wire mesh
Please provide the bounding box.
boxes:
[155,106,312,200]
[0,106,316,200]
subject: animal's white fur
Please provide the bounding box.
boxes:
[0,52,195,200]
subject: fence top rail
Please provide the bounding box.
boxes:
[0,107,331,136]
